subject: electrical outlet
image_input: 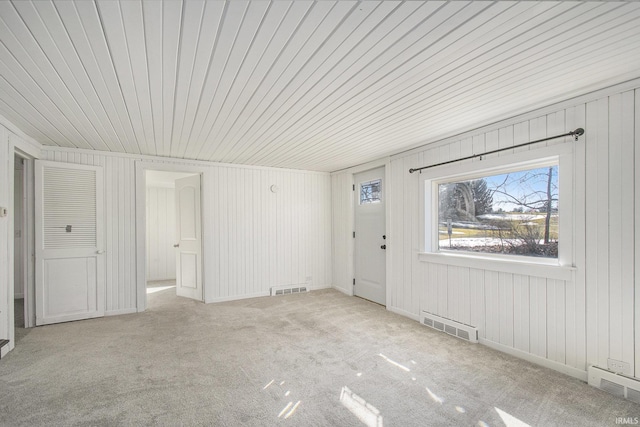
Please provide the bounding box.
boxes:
[607,358,631,375]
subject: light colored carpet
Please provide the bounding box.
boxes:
[0,287,637,426]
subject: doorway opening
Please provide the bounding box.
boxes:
[143,169,203,308]
[13,153,35,342]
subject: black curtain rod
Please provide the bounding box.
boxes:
[408,128,585,174]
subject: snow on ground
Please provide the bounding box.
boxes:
[439,237,544,248]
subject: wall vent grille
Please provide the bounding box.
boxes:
[270,285,309,296]
[420,311,478,343]
[588,365,640,403]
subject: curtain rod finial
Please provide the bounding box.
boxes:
[574,128,585,136]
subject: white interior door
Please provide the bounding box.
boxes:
[354,167,386,305]
[35,161,104,325]
[175,175,203,301]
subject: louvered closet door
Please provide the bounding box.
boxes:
[35,161,105,325]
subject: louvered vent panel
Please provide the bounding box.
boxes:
[44,167,96,249]
[627,388,640,404]
[600,379,625,397]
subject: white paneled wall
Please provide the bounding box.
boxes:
[332,84,639,380]
[146,187,176,281]
[41,149,332,311]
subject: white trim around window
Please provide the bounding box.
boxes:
[419,142,575,279]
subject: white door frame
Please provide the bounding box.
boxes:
[13,153,36,328]
[135,161,207,311]
[343,159,391,305]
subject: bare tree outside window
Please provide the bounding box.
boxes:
[438,165,558,258]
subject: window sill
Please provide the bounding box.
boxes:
[417,251,575,281]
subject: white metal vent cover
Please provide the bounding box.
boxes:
[588,365,640,403]
[270,285,309,296]
[420,311,478,343]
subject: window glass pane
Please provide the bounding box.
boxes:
[438,165,558,258]
[360,179,381,204]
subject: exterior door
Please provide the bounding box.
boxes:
[175,175,203,301]
[354,167,386,305]
[35,161,105,325]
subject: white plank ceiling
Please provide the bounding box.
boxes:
[1,1,639,172]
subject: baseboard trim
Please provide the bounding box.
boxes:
[332,285,353,296]
[105,308,137,317]
[479,338,587,382]
[207,285,332,304]
[207,291,270,304]
[387,306,420,322]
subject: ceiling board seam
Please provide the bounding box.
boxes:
[226,0,362,163]
[0,106,49,147]
[260,1,536,167]
[207,1,339,162]
[94,0,143,155]
[175,1,212,157]
[140,0,157,156]
[0,85,65,146]
[265,1,541,164]
[321,46,640,169]
[74,0,139,154]
[213,0,318,163]
[238,0,457,163]
[51,0,127,153]
[169,0,193,158]
[29,1,114,152]
[172,0,208,158]
[0,37,82,148]
[192,1,256,161]
[300,16,640,162]
[256,1,495,165]
[180,0,232,158]
[196,0,296,161]
[117,0,150,154]
[196,1,274,160]
[6,1,100,150]
[274,3,630,166]
[249,0,398,165]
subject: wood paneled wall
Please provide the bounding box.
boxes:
[40,150,332,311]
[145,187,176,281]
[332,85,639,380]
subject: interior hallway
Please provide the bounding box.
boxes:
[1,289,637,426]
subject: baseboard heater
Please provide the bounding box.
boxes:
[588,365,640,404]
[420,311,478,343]
[270,284,308,296]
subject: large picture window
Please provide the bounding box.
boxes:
[438,164,558,258]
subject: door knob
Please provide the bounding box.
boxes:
[380,244,386,250]
[96,250,105,254]
[173,244,179,248]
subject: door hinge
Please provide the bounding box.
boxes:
[352,231,355,238]
[352,184,355,191]
[353,278,355,286]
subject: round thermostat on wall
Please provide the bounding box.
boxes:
[270,184,279,193]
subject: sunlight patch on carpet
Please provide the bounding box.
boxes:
[340,386,383,427]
